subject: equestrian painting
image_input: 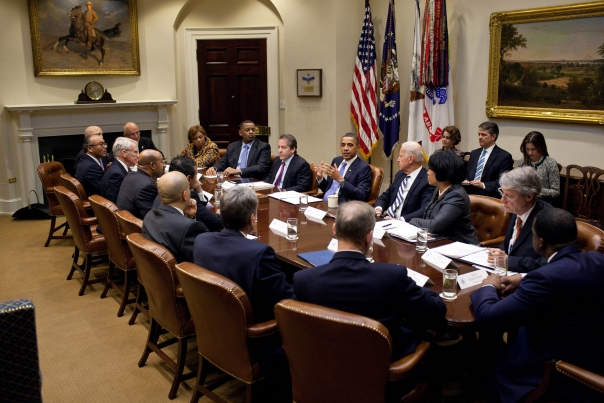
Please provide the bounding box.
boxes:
[28,0,140,76]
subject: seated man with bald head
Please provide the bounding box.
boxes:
[123,122,161,154]
[142,172,208,263]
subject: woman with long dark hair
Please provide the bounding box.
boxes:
[516,131,560,201]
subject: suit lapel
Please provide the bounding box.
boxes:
[482,145,499,177]
[282,154,297,186]
[511,203,540,255]
[344,157,358,180]
[402,169,424,208]
[247,140,257,165]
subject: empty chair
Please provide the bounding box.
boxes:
[367,164,384,205]
[470,195,510,247]
[60,173,92,211]
[274,299,430,403]
[576,220,604,254]
[54,186,107,296]
[126,233,195,400]
[37,162,71,247]
[562,165,604,228]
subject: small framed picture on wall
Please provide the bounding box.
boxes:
[297,69,322,97]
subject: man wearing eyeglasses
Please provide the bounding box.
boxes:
[72,126,108,174]
[116,150,165,219]
[75,133,107,198]
[123,122,162,155]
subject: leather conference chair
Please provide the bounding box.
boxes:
[126,233,196,400]
[175,262,278,403]
[54,186,107,296]
[576,220,604,254]
[37,162,71,247]
[88,196,137,317]
[367,164,384,206]
[469,195,510,247]
[60,173,92,212]
[274,299,430,403]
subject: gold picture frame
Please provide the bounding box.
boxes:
[486,2,604,125]
[28,0,140,76]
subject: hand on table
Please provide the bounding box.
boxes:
[501,274,522,294]
[481,274,503,293]
[205,167,217,176]
[224,167,241,177]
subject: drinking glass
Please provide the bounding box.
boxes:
[214,189,222,208]
[299,194,308,212]
[494,256,508,276]
[442,269,458,300]
[416,228,428,252]
[287,218,298,241]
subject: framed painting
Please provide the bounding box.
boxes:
[486,2,604,125]
[297,69,322,97]
[28,0,140,76]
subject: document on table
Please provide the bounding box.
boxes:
[429,242,484,259]
[268,191,322,205]
[459,249,493,269]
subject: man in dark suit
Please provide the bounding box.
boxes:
[264,134,311,192]
[116,150,164,219]
[101,137,138,203]
[463,122,513,199]
[193,185,293,323]
[72,126,108,174]
[142,172,208,263]
[293,201,446,361]
[124,122,161,154]
[205,120,271,179]
[488,167,550,273]
[374,141,434,221]
[472,208,604,403]
[75,133,107,197]
[153,156,224,232]
[311,133,372,204]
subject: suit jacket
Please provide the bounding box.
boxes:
[465,145,513,198]
[74,154,104,197]
[471,244,604,403]
[116,170,157,219]
[212,140,271,179]
[499,200,550,273]
[193,228,294,323]
[72,149,109,174]
[142,204,208,264]
[264,154,312,192]
[101,161,128,203]
[410,184,479,244]
[152,190,224,232]
[138,136,160,154]
[318,156,372,203]
[293,251,446,360]
[375,169,434,221]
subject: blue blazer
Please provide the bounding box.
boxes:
[293,251,446,360]
[212,140,271,179]
[465,145,513,198]
[264,154,312,192]
[193,228,294,323]
[116,170,157,219]
[152,190,224,233]
[75,154,104,197]
[73,149,109,175]
[318,156,372,203]
[101,161,128,203]
[471,244,604,403]
[375,169,434,221]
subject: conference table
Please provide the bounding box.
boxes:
[201,175,482,329]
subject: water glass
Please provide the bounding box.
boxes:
[442,269,458,300]
[416,227,428,252]
[287,218,298,241]
[299,194,308,212]
[217,171,224,186]
[494,256,508,276]
[214,189,222,208]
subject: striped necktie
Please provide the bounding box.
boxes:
[473,149,487,181]
[386,175,410,217]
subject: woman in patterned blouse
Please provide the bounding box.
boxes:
[179,125,220,167]
[516,131,560,202]
[435,125,465,160]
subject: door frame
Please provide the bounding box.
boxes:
[184,27,279,144]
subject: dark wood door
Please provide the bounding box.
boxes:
[197,39,268,148]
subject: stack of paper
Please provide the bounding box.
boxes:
[268,191,322,205]
[429,242,484,259]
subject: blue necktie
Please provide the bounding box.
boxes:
[386,175,410,217]
[474,149,487,181]
[238,144,250,170]
[323,161,347,201]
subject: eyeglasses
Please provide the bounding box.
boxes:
[91,142,107,147]
[497,187,516,201]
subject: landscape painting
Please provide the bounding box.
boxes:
[486,2,604,125]
[28,0,140,76]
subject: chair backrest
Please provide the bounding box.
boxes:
[367,164,384,205]
[54,186,93,252]
[576,220,604,254]
[469,195,510,244]
[37,162,66,214]
[175,262,260,384]
[89,195,133,271]
[308,166,318,194]
[274,299,393,403]
[115,210,143,236]
[126,233,192,337]
[60,173,89,203]
[563,165,604,224]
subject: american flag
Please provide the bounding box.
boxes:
[351,0,378,159]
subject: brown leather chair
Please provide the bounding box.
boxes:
[89,196,137,317]
[562,165,604,228]
[469,195,510,247]
[175,262,278,403]
[37,162,71,247]
[60,173,92,211]
[576,220,604,253]
[367,164,384,206]
[126,233,196,400]
[54,186,107,296]
[274,299,430,403]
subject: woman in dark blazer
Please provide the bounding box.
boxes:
[410,150,478,244]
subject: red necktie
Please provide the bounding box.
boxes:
[514,217,522,241]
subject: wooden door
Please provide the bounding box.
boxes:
[197,39,268,148]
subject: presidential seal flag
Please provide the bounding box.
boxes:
[351,0,378,159]
[379,0,400,160]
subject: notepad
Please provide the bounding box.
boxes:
[297,250,335,267]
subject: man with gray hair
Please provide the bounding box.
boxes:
[488,166,550,272]
[294,201,446,361]
[101,137,138,203]
[193,186,293,323]
[374,141,434,221]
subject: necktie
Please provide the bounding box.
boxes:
[274,162,286,188]
[99,158,105,171]
[509,217,522,254]
[386,175,410,217]
[474,149,487,181]
[238,144,250,170]
[323,161,347,201]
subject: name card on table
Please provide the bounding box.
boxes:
[304,206,327,222]
[407,268,434,287]
[457,270,488,290]
[269,219,288,237]
[421,249,458,272]
[327,238,338,252]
